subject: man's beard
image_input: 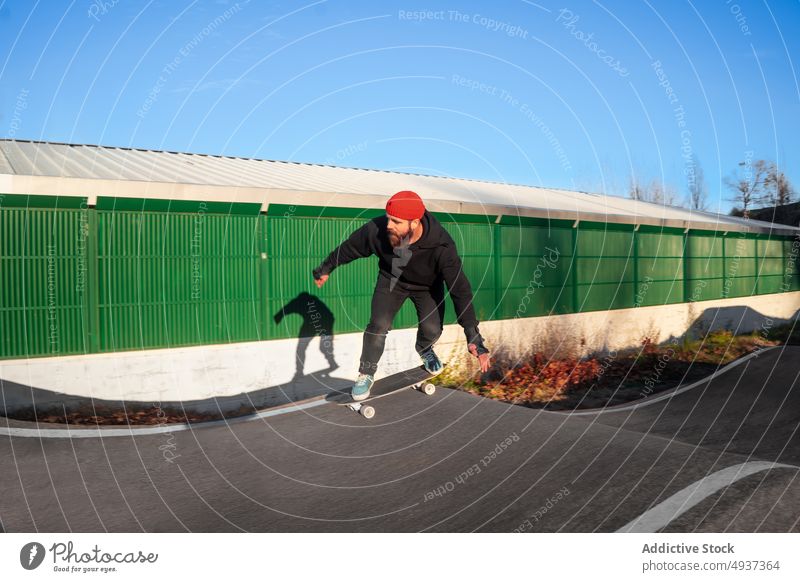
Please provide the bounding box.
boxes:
[389,229,411,248]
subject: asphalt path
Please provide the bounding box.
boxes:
[1,346,798,533]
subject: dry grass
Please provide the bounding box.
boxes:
[439,324,791,411]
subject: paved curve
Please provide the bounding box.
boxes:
[1,346,798,533]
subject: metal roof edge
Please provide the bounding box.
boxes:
[3,140,795,232]
[4,173,799,236]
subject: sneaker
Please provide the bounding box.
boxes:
[420,347,443,374]
[351,373,374,401]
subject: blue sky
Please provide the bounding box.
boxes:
[1,0,798,213]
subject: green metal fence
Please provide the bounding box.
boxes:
[1,196,799,359]
[0,195,90,358]
[636,225,684,306]
[95,197,262,352]
[497,216,574,318]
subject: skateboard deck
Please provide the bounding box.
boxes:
[326,365,444,419]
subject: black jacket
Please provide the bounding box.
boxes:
[312,211,485,347]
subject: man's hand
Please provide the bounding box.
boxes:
[468,343,491,373]
[314,274,329,288]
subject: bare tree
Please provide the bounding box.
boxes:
[688,155,707,211]
[648,179,680,206]
[628,173,646,201]
[725,159,771,217]
[763,165,795,207]
[628,173,681,206]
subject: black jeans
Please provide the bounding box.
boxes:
[359,272,445,375]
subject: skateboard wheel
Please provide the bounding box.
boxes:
[361,406,375,419]
[422,382,436,395]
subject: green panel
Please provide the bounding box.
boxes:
[784,238,800,267]
[724,277,757,298]
[97,196,260,215]
[635,280,684,307]
[638,257,683,281]
[784,237,799,290]
[724,235,756,258]
[687,258,724,279]
[461,254,494,284]
[447,222,494,256]
[268,215,372,339]
[758,257,784,277]
[580,220,634,231]
[501,256,573,288]
[638,225,685,235]
[445,287,497,325]
[637,231,684,257]
[0,206,91,358]
[687,278,724,302]
[576,282,635,311]
[758,238,784,257]
[578,257,634,284]
[97,210,261,351]
[431,212,496,225]
[687,232,724,257]
[256,215,267,340]
[576,227,634,257]
[727,257,756,277]
[459,254,497,322]
[86,208,100,353]
[276,216,373,258]
[786,245,799,275]
[499,286,572,318]
[273,256,377,300]
[0,193,87,209]
[757,275,785,295]
[267,203,385,220]
[499,224,574,256]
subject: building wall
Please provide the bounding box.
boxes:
[2,195,799,361]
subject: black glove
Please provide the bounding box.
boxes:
[465,327,489,355]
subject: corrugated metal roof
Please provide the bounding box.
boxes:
[0,145,14,175]
[1,139,795,233]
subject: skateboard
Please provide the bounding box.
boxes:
[326,365,444,419]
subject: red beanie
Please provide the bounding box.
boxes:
[386,190,425,220]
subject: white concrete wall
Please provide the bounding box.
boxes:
[486,291,800,359]
[1,291,798,414]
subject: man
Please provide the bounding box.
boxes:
[312,190,491,401]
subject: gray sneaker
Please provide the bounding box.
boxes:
[351,373,374,401]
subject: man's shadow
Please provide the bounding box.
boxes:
[0,293,350,422]
[274,292,339,382]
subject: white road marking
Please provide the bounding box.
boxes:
[616,461,799,533]
[0,399,328,439]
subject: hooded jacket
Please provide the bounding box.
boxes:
[312,210,486,348]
